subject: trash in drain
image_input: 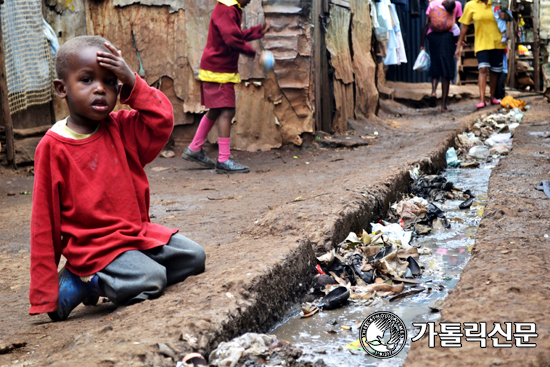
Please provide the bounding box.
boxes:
[271,147,496,367]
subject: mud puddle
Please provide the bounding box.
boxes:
[271,163,496,366]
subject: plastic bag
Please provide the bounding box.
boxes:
[371,222,412,248]
[413,50,430,71]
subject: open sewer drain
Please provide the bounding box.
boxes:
[270,163,495,367]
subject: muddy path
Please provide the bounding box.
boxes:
[405,98,550,367]
[0,99,513,366]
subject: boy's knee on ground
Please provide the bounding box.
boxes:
[99,265,167,306]
[168,234,206,273]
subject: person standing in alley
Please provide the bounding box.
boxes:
[455,0,512,109]
[420,0,463,113]
[181,0,268,174]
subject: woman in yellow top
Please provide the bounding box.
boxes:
[455,0,511,109]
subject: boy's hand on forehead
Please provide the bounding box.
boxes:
[97,42,136,89]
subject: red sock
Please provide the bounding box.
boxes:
[218,137,231,163]
[189,115,215,151]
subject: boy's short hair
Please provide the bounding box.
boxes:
[55,35,111,80]
[443,0,456,13]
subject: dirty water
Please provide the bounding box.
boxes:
[271,163,496,367]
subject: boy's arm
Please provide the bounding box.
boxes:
[215,7,258,57]
[116,74,174,166]
[29,140,63,314]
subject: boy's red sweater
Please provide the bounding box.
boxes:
[199,2,264,74]
[29,75,177,315]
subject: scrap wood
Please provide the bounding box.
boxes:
[388,286,426,302]
[365,282,404,294]
[392,277,421,284]
[207,196,235,201]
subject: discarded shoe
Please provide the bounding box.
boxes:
[181,352,207,366]
[48,267,104,321]
[463,189,475,198]
[535,180,550,199]
[181,147,215,168]
[215,158,250,174]
[459,197,474,209]
[406,256,422,276]
[318,286,350,310]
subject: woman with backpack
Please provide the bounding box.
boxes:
[420,0,463,112]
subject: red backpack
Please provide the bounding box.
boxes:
[429,6,454,32]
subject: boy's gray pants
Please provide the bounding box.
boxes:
[96,233,206,306]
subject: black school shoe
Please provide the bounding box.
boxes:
[215,157,250,174]
[181,147,215,168]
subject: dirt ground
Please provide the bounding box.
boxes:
[0,97,545,366]
[405,98,550,367]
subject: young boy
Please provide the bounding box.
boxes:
[181,0,268,174]
[30,36,206,321]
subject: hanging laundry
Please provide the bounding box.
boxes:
[375,0,392,42]
[383,3,407,65]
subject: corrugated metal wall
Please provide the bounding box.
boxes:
[386,10,429,83]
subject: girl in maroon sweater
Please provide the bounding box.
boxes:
[182,0,268,173]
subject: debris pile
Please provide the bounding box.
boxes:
[304,167,477,316]
[451,103,529,166]
[206,333,327,367]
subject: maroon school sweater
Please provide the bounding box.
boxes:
[199,2,264,74]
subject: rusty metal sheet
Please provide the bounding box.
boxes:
[263,34,298,59]
[270,78,314,146]
[330,0,350,8]
[273,56,310,89]
[113,0,184,13]
[239,0,266,80]
[297,33,312,56]
[206,79,283,151]
[325,5,354,85]
[232,82,282,151]
[45,0,87,45]
[184,0,216,78]
[266,14,304,34]
[85,1,205,122]
[280,88,312,117]
[332,79,354,132]
[262,0,311,15]
[350,0,378,117]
